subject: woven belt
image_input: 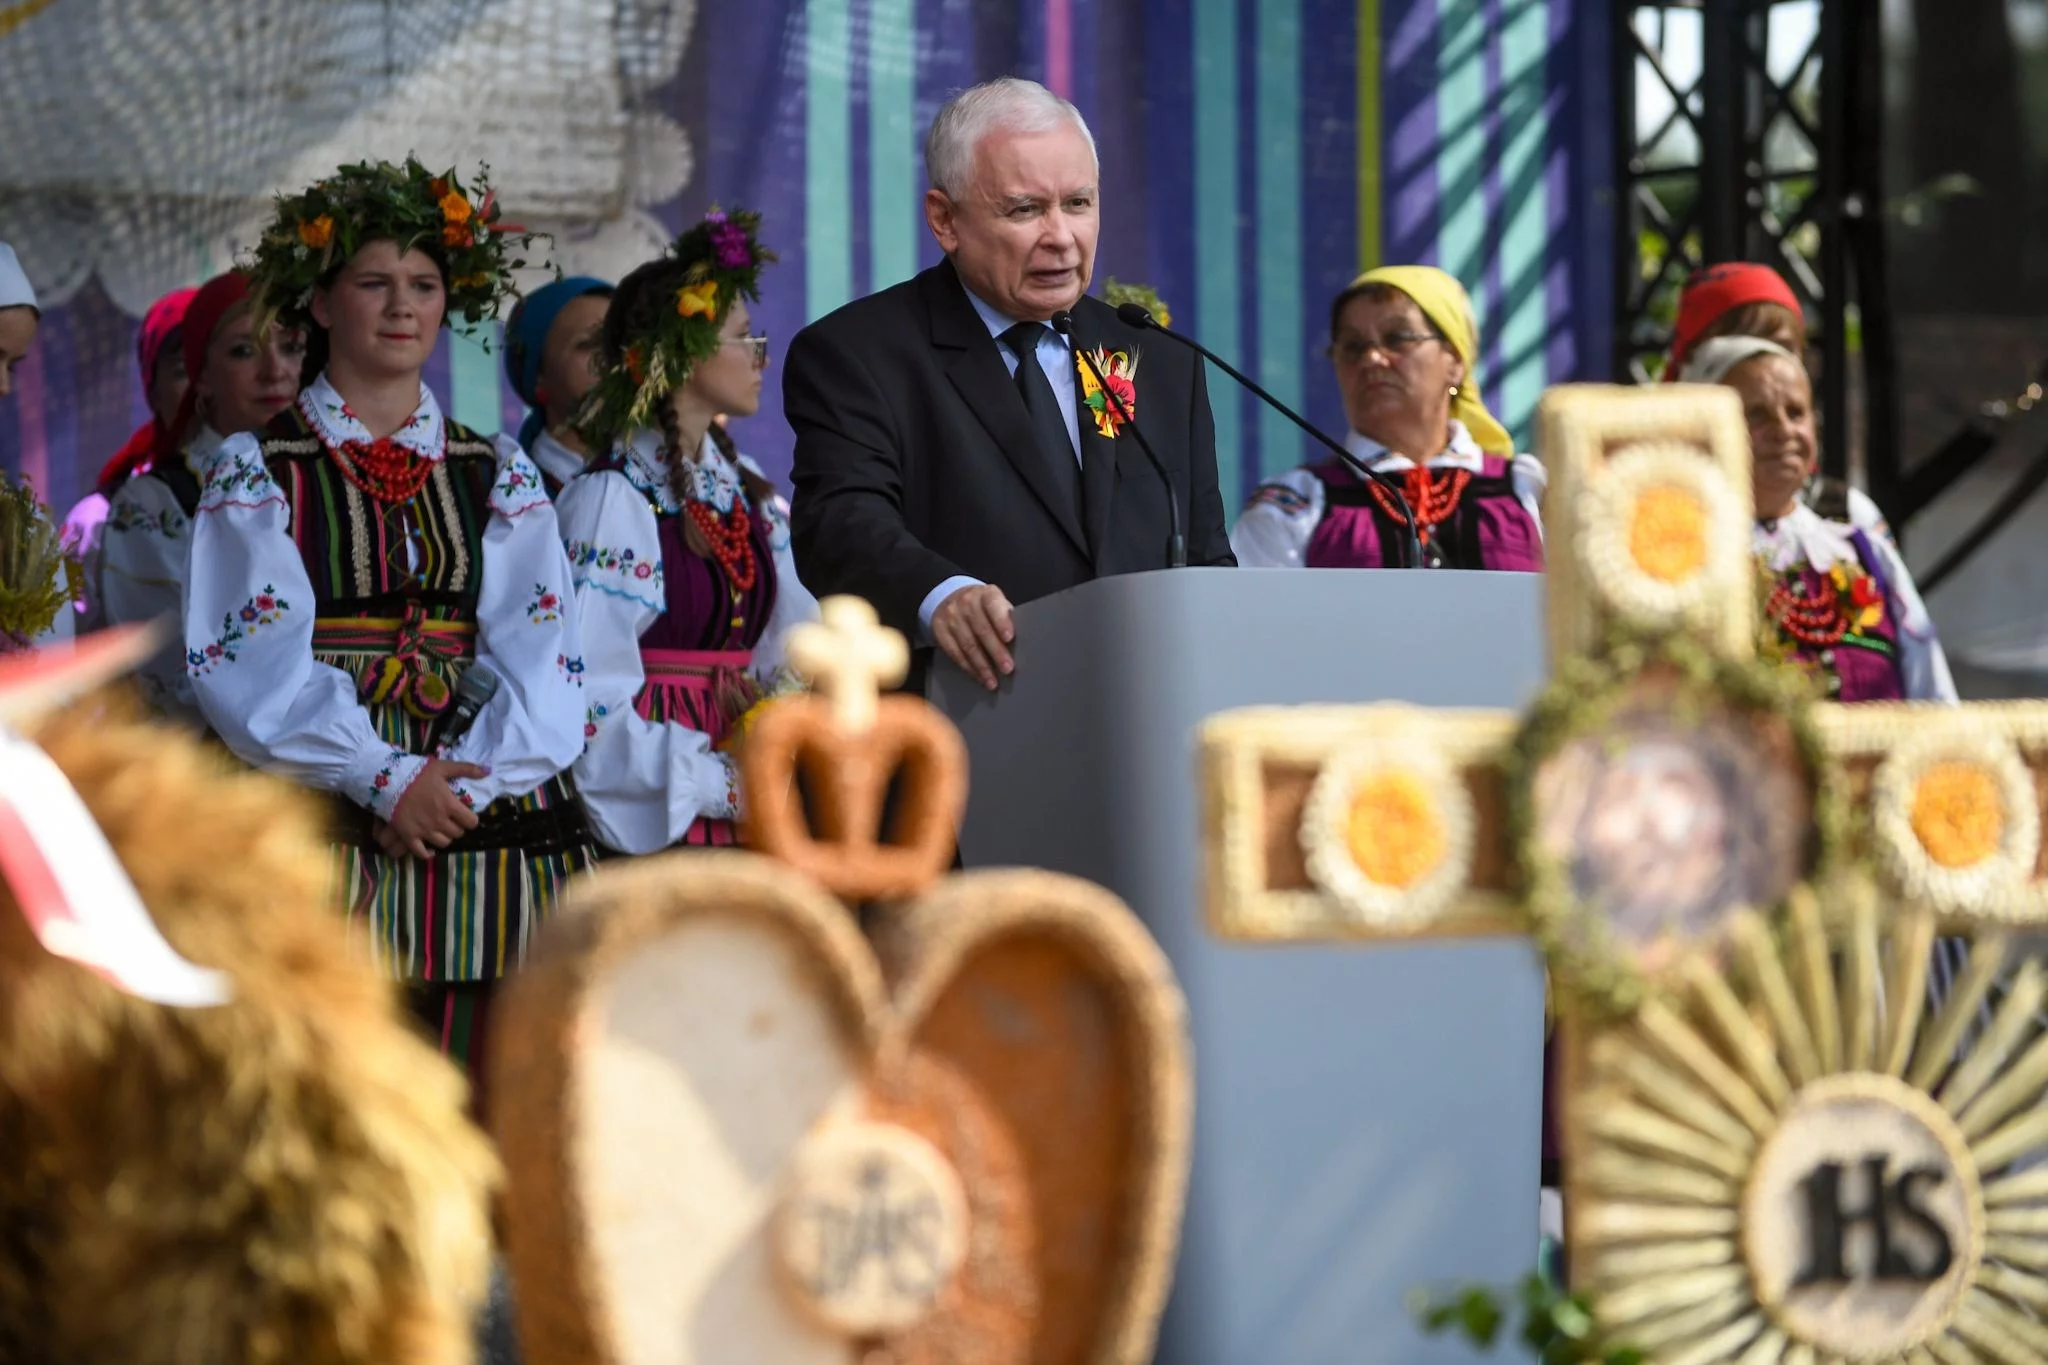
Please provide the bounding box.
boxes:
[639,647,753,688]
[313,603,475,720]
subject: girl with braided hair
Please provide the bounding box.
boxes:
[555,208,818,855]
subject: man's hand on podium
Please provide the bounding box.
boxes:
[931,583,1015,691]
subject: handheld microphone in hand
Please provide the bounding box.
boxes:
[1113,301,1426,568]
[1050,308,1186,569]
[428,663,500,756]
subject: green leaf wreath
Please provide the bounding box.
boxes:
[245,156,545,336]
[573,206,776,456]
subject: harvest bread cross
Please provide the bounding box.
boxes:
[1200,385,2048,1362]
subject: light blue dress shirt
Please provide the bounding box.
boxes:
[917,286,1083,637]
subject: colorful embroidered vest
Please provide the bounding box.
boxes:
[258,404,499,621]
[1301,455,1544,571]
[1763,527,1906,703]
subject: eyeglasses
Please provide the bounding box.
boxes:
[725,334,770,366]
[1325,331,1440,366]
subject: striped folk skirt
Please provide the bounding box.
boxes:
[315,616,596,1014]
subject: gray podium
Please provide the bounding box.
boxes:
[928,567,1549,1365]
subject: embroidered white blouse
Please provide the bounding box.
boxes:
[554,428,819,855]
[1754,499,1957,703]
[183,375,588,820]
[100,426,226,727]
[1229,420,1549,568]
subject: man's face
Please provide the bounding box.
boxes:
[925,121,1099,321]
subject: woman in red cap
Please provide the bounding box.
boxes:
[100,272,306,726]
[1664,261,1806,378]
[57,286,197,633]
[1666,262,1889,538]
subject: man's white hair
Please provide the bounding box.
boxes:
[924,77,1099,199]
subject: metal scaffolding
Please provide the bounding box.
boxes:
[1612,0,1897,518]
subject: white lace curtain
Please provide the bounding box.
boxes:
[0,0,698,315]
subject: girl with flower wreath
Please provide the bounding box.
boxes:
[102,270,307,728]
[183,158,594,1077]
[554,208,819,854]
[1680,336,1954,704]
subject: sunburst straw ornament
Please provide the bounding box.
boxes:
[246,157,544,336]
[1577,442,1747,634]
[574,206,776,455]
[1874,729,2041,917]
[1300,740,1477,930]
[1566,882,2048,1364]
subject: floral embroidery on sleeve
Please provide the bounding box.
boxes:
[196,446,286,514]
[527,584,563,623]
[1247,482,1313,515]
[557,653,585,685]
[712,753,741,820]
[185,586,291,675]
[584,700,611,740]
[566,539,664,606]
[370,748,404,803]
[488,449,551,518]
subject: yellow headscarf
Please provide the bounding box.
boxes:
[1344,265,1515,457]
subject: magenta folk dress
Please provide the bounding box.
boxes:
[555,427,820,855]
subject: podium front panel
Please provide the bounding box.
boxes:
[931,567,1547,1365]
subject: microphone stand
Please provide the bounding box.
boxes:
[1114,302,1425,568]
[1051,309,1186,568]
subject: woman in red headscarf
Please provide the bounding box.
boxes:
[1664,262,1806,377]
[57,287,198,634]
[100,272,306,726]
[1665,261,1888,538]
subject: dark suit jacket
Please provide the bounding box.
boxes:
[784,258,1234,641]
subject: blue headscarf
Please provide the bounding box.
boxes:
[504,275,612,450]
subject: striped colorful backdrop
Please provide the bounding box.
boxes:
[1,0,1611,517]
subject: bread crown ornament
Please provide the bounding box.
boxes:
[493,595,1192,1365]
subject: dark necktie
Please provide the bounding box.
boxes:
[1000,321,1084,519]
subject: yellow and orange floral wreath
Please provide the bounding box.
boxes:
[247,156,545,335]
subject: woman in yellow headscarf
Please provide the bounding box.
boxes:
[1231,265,1546,571]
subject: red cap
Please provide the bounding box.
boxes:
[160,271,256,451]
[95,285,200,493]
[1667,263,1802,380]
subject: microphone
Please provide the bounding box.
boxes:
[1051,309,1186,569]
[1114,301,1426,568]
[429,663,500,756]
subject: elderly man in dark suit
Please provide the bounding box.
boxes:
[784,77,1234,691]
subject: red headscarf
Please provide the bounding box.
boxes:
[1665,263,1802,381]
[164,272,254,447]
[94,286,200,493]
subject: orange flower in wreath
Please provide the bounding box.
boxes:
[439,190,472,225]
[297,215,334,250]
[676,280,720,320]
[442,221,476,249]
